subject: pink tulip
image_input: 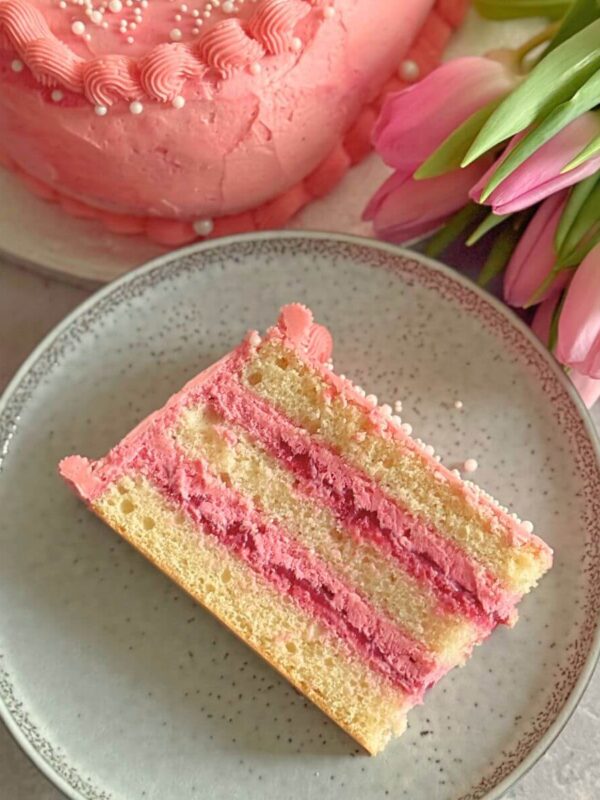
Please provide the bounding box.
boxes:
[471,113,600,214]
[503,190,570,307]
[532,293,600,408]
[363,159,491,243]
[372,57,516,174]
[556,242,600,378]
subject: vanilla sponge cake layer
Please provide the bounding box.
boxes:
[238,339,552,597]
[95,477,409,755]
[174,405,483,665]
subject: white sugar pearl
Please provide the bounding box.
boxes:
[380,404,392,417]
[401,422,413,435]
[172,95,185,109]
[463,458,478,473]
[394,400,403,413]
[94,104,108,115]
[454,400,464,410]
[249,62,261,75]
[169,27,182,40]
[424,444,435,457]
[174,13,182,20]
[179,2,188,9]
[58,0,67,6]
[129,22,136,29]
[222,0,234,11]
[291,36,302,51]
[126,35,134,42]
[249,331,261,347]
[129,100,143,114]
[192,27,199,33]
[193,218,214,236]
[90,10,102,22]
[365,394,377,407]
[102,21,108,28]
[323,5,335,18]
[108,0,122,10]
[71,20,86,35]
[192,8,199,15]
[399,59,420,81]
[51,89,64,101]
[11,59,24,72]
[522,520,534,534]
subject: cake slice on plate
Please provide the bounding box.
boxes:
[60,304,552,754]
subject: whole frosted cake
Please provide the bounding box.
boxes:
[0,0,467,244]
[61,305,552,754]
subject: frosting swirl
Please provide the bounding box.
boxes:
[0,0,51,50]
[23,38,84,92]
[248,0,309,55]
[196,19,265,79]
[83,55,141,106]
[138,43,203,102]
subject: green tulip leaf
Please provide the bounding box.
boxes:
[559,178,600,259]
[466,211,511,245]
[477,75,600,202]
[415,99,504,180]
[477,219,524,286]
[474,0,572,19]
[548,291,566,352]
[562,131,600,170]
[424,203,484,258]
[555,173,599,251]
[463,19,600,165]
[546,0,600,54]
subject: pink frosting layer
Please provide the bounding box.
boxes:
[61,425,450,697]
[0,0,440,221]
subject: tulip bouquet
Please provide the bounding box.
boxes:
[364,0,600,406]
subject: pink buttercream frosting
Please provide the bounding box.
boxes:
[247,0,310,55]
[0,0,442,222]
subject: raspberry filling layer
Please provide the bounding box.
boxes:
[199,372,518,624]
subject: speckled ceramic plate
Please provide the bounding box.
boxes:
[1,233,599,800]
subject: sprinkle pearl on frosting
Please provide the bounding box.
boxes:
[129,100,144,114]
[170,27,182,40]
[71,20,86,35]
[108,0,122,11]
[51,89,64,101]
[463,458,478,473]
[454,400,463,409]
[399,59,420,82]
[11,59,24,72]
[94,104,108,115]
[401,422,412,435]
[291,36,302,51]
[323,6,335,18]
[522,520,534,533]
[193,218,214,236]
[172,95,186,109]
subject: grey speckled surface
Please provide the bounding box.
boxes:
[0,252,598,800]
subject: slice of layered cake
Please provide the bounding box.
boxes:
[60,304,552,754]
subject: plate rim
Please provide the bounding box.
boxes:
[1,229,599,800]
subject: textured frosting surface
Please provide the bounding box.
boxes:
[0,0,437,221]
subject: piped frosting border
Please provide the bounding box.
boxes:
[0,0,329,106]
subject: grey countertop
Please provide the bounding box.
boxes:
[1,259,598,800]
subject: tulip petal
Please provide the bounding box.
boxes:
[372,57,515,173]
[556,242,600,378]
[471,114,600,214]
[569,370,600,408]
[503,191,569,307]
[365,159,491,243]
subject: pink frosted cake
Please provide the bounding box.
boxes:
[60,304,552,754]
[0,0,467,245]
